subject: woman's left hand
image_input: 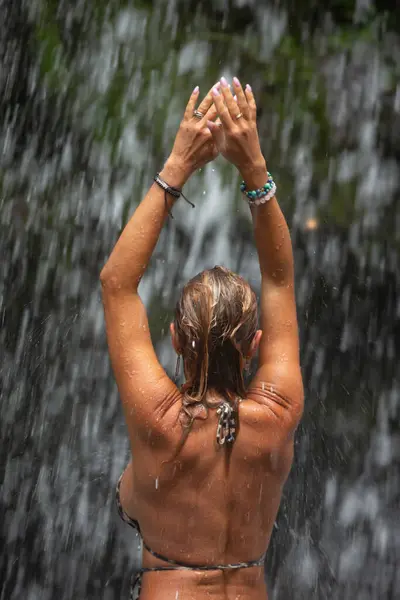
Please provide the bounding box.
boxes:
[166,85,220,182]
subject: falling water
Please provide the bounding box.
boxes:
[1,1,399,599]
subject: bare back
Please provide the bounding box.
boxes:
[119,393,296,600]
[101,79,304,600]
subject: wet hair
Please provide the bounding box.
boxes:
[174,265,258,432]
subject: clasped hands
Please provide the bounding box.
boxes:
[167,77,266,186]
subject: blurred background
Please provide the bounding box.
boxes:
[1,1,399,598]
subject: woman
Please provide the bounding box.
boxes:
[100,77,304,600]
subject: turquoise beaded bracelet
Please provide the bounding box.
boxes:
[240,172,277,206]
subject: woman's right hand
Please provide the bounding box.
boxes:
[207,77,267,178]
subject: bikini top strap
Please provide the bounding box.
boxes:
[115,475,142,532]
[117,474,266,574]
[216,398,241,446]
[141,539,266,571]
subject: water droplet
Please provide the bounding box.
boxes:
[155,477,159,489]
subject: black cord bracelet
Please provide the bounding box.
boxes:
[154,173,195,219]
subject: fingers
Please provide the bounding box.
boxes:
[232,77,250,120]
[195,82,221,119]
[212,86,233,128]
[183,80,256,124]
[201,102,218,124]
[184,79,255,127]
[244,83,257,120]
[219,77,241,122]
[183,86,200,120]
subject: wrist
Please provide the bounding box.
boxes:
[239,159,268,190]
[160,157,192,189]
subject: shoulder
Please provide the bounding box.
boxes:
[125,379,184,450]
[237,399,297,479]
[242,367,304,444]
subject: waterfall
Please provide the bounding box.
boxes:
[1,1,399,598]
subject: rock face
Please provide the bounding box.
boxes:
[1,2,399,599]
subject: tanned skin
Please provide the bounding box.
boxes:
[100,78,304,600]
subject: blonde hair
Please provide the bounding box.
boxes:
[174,266,258,433]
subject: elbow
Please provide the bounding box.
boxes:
[99,266,138,294]
[100,266,121,292]
[100,265,111,286]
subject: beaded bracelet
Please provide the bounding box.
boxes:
[240,172,277,206]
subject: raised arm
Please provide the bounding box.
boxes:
[209,78,304,428]
[100,86,218,291]
[241,161,298,365]
[100,86,219,438]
